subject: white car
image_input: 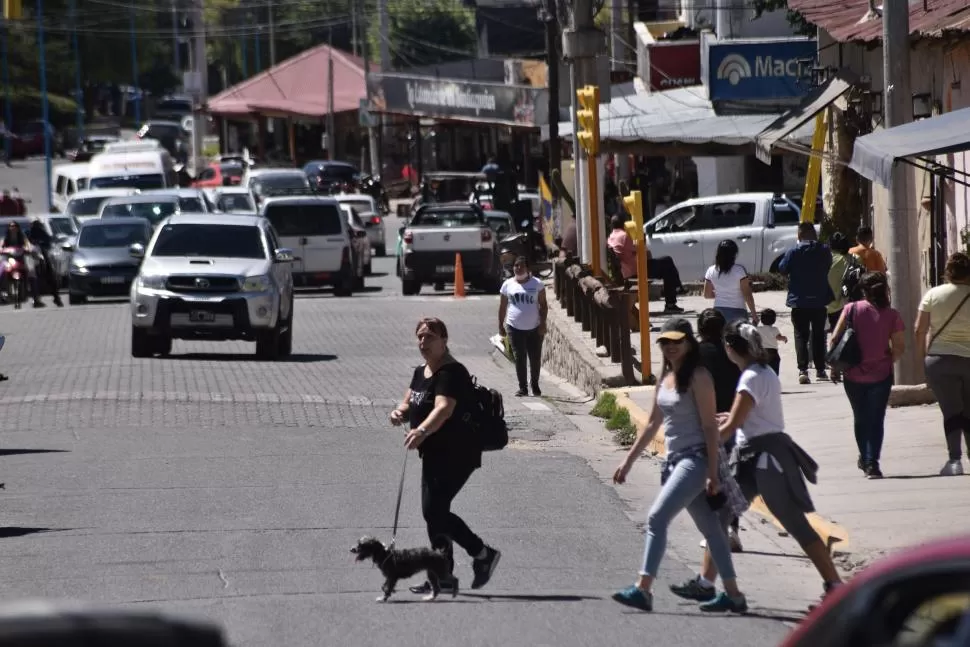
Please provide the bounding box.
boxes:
[333,193,386,256]
[210,187,256,214]
[140,188,212,213]
[65,188,141,223]
[339,203,373,275]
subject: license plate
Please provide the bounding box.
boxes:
[100,276,125,284]
[189,310,216,323]
[436,265,455,274]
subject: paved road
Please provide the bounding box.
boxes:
[0,172,794,646]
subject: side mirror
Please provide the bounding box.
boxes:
[129,242,145,258]
[274,248,295,263]
[355,229,368,239]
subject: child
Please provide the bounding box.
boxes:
[757,309,787,375]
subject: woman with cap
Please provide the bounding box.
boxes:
[670,321,843,604]
[612,317,748,613]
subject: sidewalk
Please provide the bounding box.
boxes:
[588,292,970,566]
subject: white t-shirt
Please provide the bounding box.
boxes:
[735,363,785,446]
[757,325,781,350]
[704,263,748,310]
[501,275,544,331]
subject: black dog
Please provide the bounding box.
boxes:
[350,536,458,602]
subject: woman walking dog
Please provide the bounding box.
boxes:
[389,317,501,594]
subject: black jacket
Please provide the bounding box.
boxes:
[28,223,52,250]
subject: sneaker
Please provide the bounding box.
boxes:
[531,383,542,397]
[940,460,965,476]
[409,576,458,595]
[612,585,652,611]
[857,456,865,472]
[514,389,528,397]
[471,546,500,589]
[670,577,716,602]
[798,372,811,385]
[53,295,63,307]
[663,304,685,314]
[699,591,748,613]
[865,462,884,479]
[816,370,829,382]
[729,529,744,553]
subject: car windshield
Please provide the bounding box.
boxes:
[150,224,266,258]
[321,165,357,180]
[257,174,308,190]
[218,193,254,211]
[102,200,177,225]
[66,197,112,217]
[340,198,373,213]
[89,175,165,191]
[177,197,205,212]
[486,216,514,234]
[412,210,481,227]
[79,223,148,248]
[265,203,343,236]
[48,217,77,236]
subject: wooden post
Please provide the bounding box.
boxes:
[288,119,296,166]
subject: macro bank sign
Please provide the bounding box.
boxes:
[708,39,817,101]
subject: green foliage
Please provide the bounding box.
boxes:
[5,88,78,127]
[591,391,618,418]
[369,0,477,69]
[748,0,816,36]
[605,407,636,446]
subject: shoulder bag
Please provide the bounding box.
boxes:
[826,303,862,372]
[929,291,970,351]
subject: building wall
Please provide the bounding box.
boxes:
[678,0,796,38]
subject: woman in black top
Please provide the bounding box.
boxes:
[390,317,501,594]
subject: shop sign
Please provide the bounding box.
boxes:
[647,41,701,92]
[708,39,817,101]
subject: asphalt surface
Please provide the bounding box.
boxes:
[0,159,793,646]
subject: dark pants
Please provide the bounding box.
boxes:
[647,256,682,306]
[507,325,542,391]
[791,307,828,372]
[843,376,893,464]
[421,459,485,572]
[924,354,970,460]
[766,348,781,375]
[36,250,58,299]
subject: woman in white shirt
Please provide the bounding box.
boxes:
[498,256,548,397]
[704,240,759,325]
[668,321,844,605]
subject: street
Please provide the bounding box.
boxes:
[0,162,799,645]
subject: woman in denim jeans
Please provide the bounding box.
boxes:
[611,317,747,613]
[829,272,905,479]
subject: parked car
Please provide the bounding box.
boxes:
[642,192,803,281]
[64,217,152,304]
[10,120,65,158]
[333,192,386,256]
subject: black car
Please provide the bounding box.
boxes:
[64,217,152,304]
[303,160,359,194]
[136,120,186,160]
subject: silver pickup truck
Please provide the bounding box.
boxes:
[399,203,501,296]
[643,193,804,281]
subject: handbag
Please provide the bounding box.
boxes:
[929,292,970,350]
[826,303,862,372]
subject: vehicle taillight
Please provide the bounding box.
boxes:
[342,246,350,264]
[403,231,413,244]
[370,215,381,225]
[481,229,492,243]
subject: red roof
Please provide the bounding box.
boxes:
[788,0,970,43]
[208,44,371,119]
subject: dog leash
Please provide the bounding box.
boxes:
[387,447,408,551]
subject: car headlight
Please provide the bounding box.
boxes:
[137,275,166,289]
[70,264,89,275]
[241,275,272,292]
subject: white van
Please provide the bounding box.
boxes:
[51,163,90,213]
[87,146,177,192]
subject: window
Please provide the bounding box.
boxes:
[264,203,343,237]
[649,206,705,233]
[178,197,205,213]
[48,217,77,236]
[66,180,77,196]
[772,199,801,226]
[705,202,756,229]
[266,227,281,252]
[102,201,177,225]
[79,223,148,248]
[67,197,111,217]
[340,198,374,213]
[218,194,254,212]
[257,174,310,190]
[151,224,266,258]
[56,176,67,195]
[89,175,165,191]
[412,210,482,227]
[197,168,216,181]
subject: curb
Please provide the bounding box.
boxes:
[603,386,851,553]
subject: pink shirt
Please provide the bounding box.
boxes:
[607,229,637,279]
[844,300,904,383]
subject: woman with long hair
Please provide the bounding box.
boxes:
[389,318,501,594]
[915,252,970,476]
[829,272,904,479]
[670,322,843,604]
[612,317,748,613]
[704,239,759,324]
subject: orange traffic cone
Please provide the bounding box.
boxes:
[454,253,466,298]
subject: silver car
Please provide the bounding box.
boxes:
[100,194,180,228]
[129,213,295,360]
[65,216,151,304]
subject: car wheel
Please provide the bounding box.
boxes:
[333,270,354,297]
[131,326,153,358]
[375,244,387,257]
[364,261,373,276]
[68,292,86,305]
[255,324,282,360]
[401,279,420,296]
[155,335,172,357]
[278,298,294,357]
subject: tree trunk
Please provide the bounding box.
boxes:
[821,106,865,241]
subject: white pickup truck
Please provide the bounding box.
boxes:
[642,193,804,281]
[399,203,501,296]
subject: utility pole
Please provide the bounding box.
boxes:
[564,0,606,268]
[69,0,83,140]
[327,28,335,161]
[542,0,560,188]
[361,0,380,176]
[350,0,358,56]
[882,1,921,385]
[378,0,390,71]
[172,0,180,74]
[610,0,623,71]
[191,0,208,176]
[267,0,276,66]
[129,6,140,124]
[37,0,53,211]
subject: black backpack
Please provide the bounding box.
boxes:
[841,255,865,302]
[462,376,508,451]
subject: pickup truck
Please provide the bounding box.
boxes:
[399,203,501,296]
[642,193,804,281]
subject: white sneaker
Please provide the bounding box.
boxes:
[699,538,707,548]
[940,460,965,476]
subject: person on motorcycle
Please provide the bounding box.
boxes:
[1,220,31,304]
[27,219,64,308]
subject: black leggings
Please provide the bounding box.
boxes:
[421,459,485,571]
[507,325,542,390]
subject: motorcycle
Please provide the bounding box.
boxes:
[358,174,390,214]
[0,246,33,309]
[499,220,553,279]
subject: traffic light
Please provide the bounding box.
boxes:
[576,85,600,155]
[3,0,22,20]
[623,191,644,242]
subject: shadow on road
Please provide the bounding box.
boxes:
[884,474,942,480]
[461,593,599,602]
[0,527,61,539]
[0,449,70,457]
[295,286,384,298]
[168,353,337,363]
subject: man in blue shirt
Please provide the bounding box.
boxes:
[779,222,834,384]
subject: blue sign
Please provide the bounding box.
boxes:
[708,39,817,101]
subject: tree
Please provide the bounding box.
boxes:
[748,0,815,36]
[370,0,477,70]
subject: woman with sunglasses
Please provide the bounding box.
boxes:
[612,317,748,613]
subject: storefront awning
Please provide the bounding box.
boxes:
[849,106,970,187]
[754,69,859,164]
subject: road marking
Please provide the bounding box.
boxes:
[521,401,551,412]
